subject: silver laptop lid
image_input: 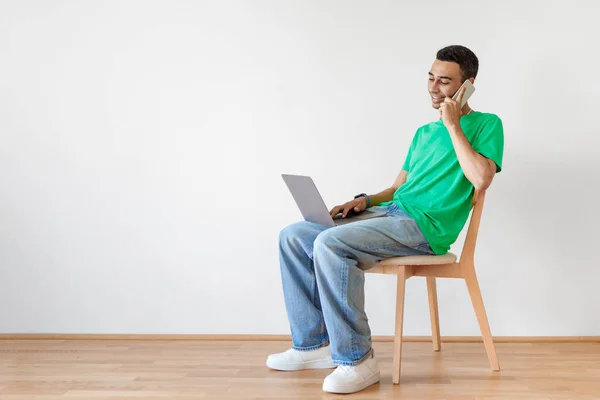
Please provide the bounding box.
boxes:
[281,174,335,228]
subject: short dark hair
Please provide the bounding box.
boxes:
[436,45,479,81]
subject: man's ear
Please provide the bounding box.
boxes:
[469,77,475,84]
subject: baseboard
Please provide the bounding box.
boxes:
[1,334,599,343]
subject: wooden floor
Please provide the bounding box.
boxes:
[1,340,599,399]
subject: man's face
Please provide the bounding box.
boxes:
[428,59,469,109]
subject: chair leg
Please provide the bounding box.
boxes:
[463,266,500,371]
[392,266,407,384]
[426,277,441,352]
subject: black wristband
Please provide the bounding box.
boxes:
[354,193,371,208]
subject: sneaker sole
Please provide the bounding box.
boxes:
[266,358,336,371]
[322,371,380,394]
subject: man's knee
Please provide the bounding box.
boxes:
[279,222,301,245]
[314,225,366,259]
[279,221,317,248]
[313,228,343,256]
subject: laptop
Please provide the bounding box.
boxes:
[282,174,386,228]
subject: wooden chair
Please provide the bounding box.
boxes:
[367,191,499,384]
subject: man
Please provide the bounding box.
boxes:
[267,45,504,394]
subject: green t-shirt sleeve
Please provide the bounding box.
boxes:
[474,115,504,173]
[401,131,419,172]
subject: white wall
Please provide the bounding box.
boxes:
[0,0,598,336]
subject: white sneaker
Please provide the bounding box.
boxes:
[266,345,335,371]
[322,351,380,394]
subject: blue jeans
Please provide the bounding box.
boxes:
[278,203,434,366]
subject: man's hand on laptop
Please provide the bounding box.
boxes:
[329,197,368,219]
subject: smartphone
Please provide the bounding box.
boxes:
[452,79,476,107]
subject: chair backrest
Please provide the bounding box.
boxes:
[459,190,486,264]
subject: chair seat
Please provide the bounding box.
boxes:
[377,252,457,266]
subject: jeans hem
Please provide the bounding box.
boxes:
[332,348,373,366]
[292,340,329,351]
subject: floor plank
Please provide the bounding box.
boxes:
[0,340,599,399]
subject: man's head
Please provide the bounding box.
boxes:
[428,45,479,109]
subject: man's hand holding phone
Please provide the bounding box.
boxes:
[439,85,467,129]
[329,197,368,219]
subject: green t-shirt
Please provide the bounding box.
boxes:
[380,112,504,255]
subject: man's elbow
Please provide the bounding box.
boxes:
[471,158,497,192]
[473,170,495,192]
[474,180,491,192]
